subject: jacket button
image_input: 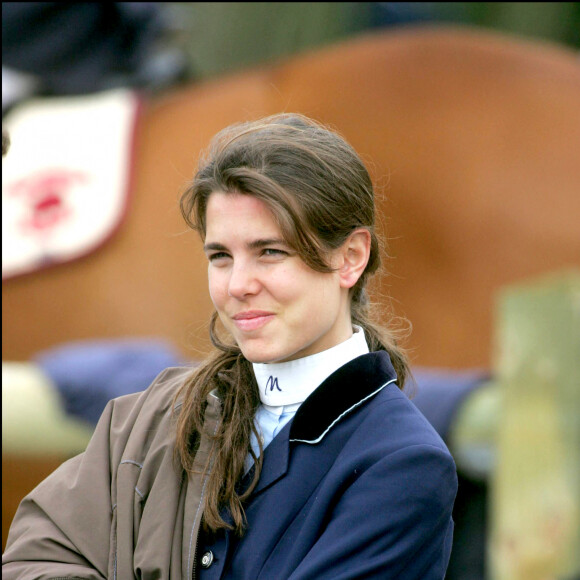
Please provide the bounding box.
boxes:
[201,550,214,569]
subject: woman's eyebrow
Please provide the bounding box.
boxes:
[203,238,288,253]
[247,238,287,250]
[203,242,228,253]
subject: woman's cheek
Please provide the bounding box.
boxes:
[208,270,227,308]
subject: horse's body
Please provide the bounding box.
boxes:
[3,26,580,368]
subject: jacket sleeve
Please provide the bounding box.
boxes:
[2,395,124,580]
[289,443,458,580]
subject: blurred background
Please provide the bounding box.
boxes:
[159,2,580,81]
[168,2,580,79]
[3,2,580,109]
[3,3,580,579]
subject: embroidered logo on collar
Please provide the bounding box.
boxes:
[266,376,281,395]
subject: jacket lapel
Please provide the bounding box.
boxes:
[242,419,292,497]
[215,423,294,576]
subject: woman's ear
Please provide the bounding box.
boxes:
[337,229,371,289]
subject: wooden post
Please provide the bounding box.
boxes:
[489,270,580,579]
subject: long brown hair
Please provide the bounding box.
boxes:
[175,113,409,535]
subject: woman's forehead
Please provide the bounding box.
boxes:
[205,192,282,237]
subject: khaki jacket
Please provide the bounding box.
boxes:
[2,367,214,579]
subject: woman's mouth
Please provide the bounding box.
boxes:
[232,311,275,331]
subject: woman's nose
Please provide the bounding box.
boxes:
[227,262,261,299]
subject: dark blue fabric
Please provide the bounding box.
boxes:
[410,367,489,442]
[2,3,165,94]
[35,338,183,425]
[410,367,489,580]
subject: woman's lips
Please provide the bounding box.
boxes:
[232,311,275,331]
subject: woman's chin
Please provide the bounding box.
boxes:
[242,351,279,364]
[240,344,290,365]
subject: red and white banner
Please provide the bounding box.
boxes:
[2,88,141,280]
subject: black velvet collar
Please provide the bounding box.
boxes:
[289,351,398,443]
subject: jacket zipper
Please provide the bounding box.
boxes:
[192,532,201,579]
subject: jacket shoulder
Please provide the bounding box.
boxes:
[108,365,193,422]
[103,365,194,465]
[363,383,454,455]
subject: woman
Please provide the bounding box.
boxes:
[3,113,457,579]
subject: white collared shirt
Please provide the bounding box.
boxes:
[246,326,369,472]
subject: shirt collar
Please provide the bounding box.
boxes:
[252,326,369,407]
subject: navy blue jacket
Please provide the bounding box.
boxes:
[198,352,458,579]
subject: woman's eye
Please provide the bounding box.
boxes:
[262,248,287,257]
[208,252,230,262]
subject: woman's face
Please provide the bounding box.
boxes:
[204,192,353,363]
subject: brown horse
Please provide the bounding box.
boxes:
[3,25,580,369]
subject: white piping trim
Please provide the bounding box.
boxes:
[290,378,397,445]
[120,459,143,469]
